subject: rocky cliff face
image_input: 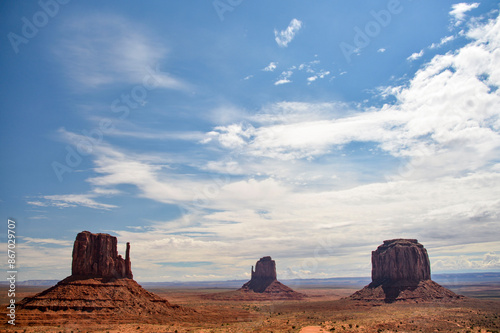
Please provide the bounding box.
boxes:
[349,239,461,303]
[71,231,133,279]
[371,239,431,286]
[243,256,277,293]
[238,256,304,299]
[18,231,190,323]
[252,256,277,280]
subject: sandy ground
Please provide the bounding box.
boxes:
[2,284,500,332]
[299,326,329,333]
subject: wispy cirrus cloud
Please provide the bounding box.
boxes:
[55,14,189,91]
[28,8,500,281]
[430,35,456,49]
[28,194,118,210]
[22,237,73,246]
[274,18,302,47]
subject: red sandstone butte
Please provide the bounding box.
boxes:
[239,256,304,299]
[16,231,192,324]
[371,238,430,286]
[72,230,133,279]
[242,256,277,292]
[349,239,462,303]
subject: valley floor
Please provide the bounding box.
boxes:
[2,284,500,332]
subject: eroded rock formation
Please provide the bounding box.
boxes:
[72,231,133,279]
[349,239,462,303]
[17,231,190,324]
[238,256,304,299]
[244,256,277,292]
[371,239,431,287]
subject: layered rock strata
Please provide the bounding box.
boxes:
[17,231,189,324]
[371,239,430,287]
[238,256,304,299]
[72,231,133,279]
[242,256,277,292]
[349,239,462,303]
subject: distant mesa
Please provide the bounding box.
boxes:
[17,231,192,324]
[349,239,463,303]
[241,256,277,293]
[201,256,305,301]
[239,256,304,299]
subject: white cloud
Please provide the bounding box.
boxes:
[55,14,188,91]
[450,2,480,26]
[51,128,237,213]
[28,215,48,220]
[378,48,386,53]
[430,35,456,49]
[407,49,424,61]
[263,62,278,72]
[206,13,500,175]
[432,250,500,271]
[22,237,73,246]
[274,79,291,85]
[317,70,330,79]
[29,194,118,210]
[175,14,500,280]
[274,70,293,85]
[274,18,303,47]
[32,11,500,280]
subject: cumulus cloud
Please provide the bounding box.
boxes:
[34,10,500,280]
[263,62,278,72]
[432,250,500,271]
[274,70,294,85]
[450,2,480,25]
[207,13,500,172]
[274,18,302,47]
[407,49,424,61]
[174,12,500,279]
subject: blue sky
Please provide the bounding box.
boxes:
[1,0,500,282]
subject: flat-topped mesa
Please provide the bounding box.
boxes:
[371,238,430,287]
[348,238,462,303]
[71,231,133,279]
